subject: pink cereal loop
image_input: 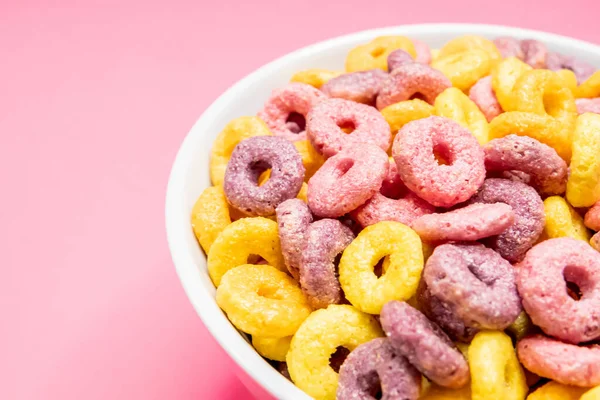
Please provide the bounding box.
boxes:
[469,76,503,122]
[257,82,327,142]
[412,38,432,64]
[376,63,452,110]
[585,201,600,231]
[494,37,524,59]
[520,39,547,69]
[320,69,388,106]
[387,49,415,73]
[275,199,313,280]
[306,98,391,157]
[576,98,600,115]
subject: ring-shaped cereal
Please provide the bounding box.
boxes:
[336,338,422,400]
[320,69,388,106]
[376,63,452,110]
[223,135,305,216]
[292,140,325,182]
[392,116,486,208]
[216,264,312,337]
[257,82,328,142]
[494,37,524,60]
[306,98,391,157]
[576,98,600,114]
[290,69,342,88]
[252,335,292,361]
[207,217,286,286]
[468,331,528,400]
[557,69,579,93]
[209,116,272,186]
[566,113,600,207]
[438,35,502,65]
[527,381,589,400]
[413,38,433,64]
[543,196,592,242]
[387,49,416,72]
[434,87,490,145]
[339,221,424,314]
[469,76,503,122]
[307,144,388,218]
[300,219,355,309]
[191,185,231,254]
[517,237,600,344]
[585,201,600,231]
[380,99,435,150]
[520,39,548,69]
[381,301,470,389]
[431,48,492,92]
[491,57,533,111]
[575,71,600,99]
[345,36,417,72]
[286,304,383,400]
[517,334,600,387]
[424,243,522,330]
[276,199,313,280]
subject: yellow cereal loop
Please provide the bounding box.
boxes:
[381,99,435,147]
[209,116,272,185]
[566,113,600,207]
[207,217,285,286]
[438,35,502,65]
[191,185,231,254]
[431,48,492,91]
[286,304,382,400]
[345,36,417,72]
[434,87,489,144]
[582,386,600,400]
[527,381,588,400]
[290,69,342,88]
[420,384,472,400]
[488,111,570,161]
[556,69,579,94]
[543,196,592,242]
[339,221,424,314]
[216,264,311,337]
[575,70,600,98]
[506,311,534,341]
[294,140,326,181]
[296,182,308,203]
[430,48,440,62]
[468,331,527,400]
[491,57,533,111]
[252,335,292,361]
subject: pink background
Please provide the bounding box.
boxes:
[2,1,599,399]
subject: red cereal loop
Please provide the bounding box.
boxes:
[546,52,597,84]
[469,178,544,262]
[494,37,524,59]
[381,301,470,389]
[351,160,435,228]
[275,199,313,280]
[469,76,503,122]
[387,49,415,73]
[376,63,452,110]
[516,237,600,344]
[484,134,569,196]
[412,202,515,242]
[306,98,391,157]
[320,69,388,106]
[412,38,432,64]
[257,82,327,142]
[517,334,600,387]
[585,201,600,231]
[392,116,486,208]
[576,98,600,115]
[307,144,388,218]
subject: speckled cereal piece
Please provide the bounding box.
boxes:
[484,134,569,196]
[299,218,354,309]
[276,199,313,280]
[469,178,544,262]
[337,338,421,400]
[424,243,522,330]
[494,37,524,59]
[517,335,600,387]
[387,49,415,72]
[546,52,597,84]
[412,202,515,242]
[517,237,600,344]
[392,116,486,208]
[320,69,388,106]
[381,301,470,389]
[412,38,432,64]
[520,39,548,69]
[376,63,452,110]
[224,135,305,216]
[307,144,388,218]
[576,98,600,114]
[306,98,391,157]
[469,76,503,122]
[584,201,600,231]
[257,82,327,141]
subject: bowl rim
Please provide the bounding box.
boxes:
[166,23,600,400]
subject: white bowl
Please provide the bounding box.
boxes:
[166,23,600,400]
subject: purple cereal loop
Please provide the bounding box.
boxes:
[320,69,388,106]
[494,37,524,59]
[424,243,522,330]
[275,199,313,280]
[380,301,470,389]
[469,178,544,262]
[576,98,600,114]
[392,116,486,208]
[223,136,305,216]
[484,134,568,196]
[520,39,547,69]
[412,38,432,64]
[376,63,452,110]
[387,49,415,72]
[546,52,597,84]
[412,202,515,242]
[306,98,391,158]
[299,218,354,309]
[468,76,503,122]
[517,237,600,344]
[307,144,388,218]
[337,338,421,400]
[257,82,327,142]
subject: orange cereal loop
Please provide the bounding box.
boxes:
[345,36,417,72]
[190,185,231,254]
[575,70,600,98]
[438,35,502,65]
[431,48,492,92]
[290,69,342,88]
[491,57,533,111]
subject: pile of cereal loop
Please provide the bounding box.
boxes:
[191,34,600,400]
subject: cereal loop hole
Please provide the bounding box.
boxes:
[329,346,351,373]
[409,92,427,102]
[247,254,267,264]
[335,158,355,176]
[285,112,306,133]
[373,255,391,278]
[433,143,452,166]
[338,120,356,134]
[563,265,589,301]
